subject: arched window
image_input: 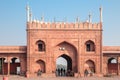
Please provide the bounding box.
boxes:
[36,40,45,51]
[85,40,95,52]
[108,58,117,64]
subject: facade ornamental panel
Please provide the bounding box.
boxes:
[0,6,120,78]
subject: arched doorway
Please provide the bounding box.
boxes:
[108,58,118,75]
[55,41,78,72]
[56,54,73,76]
[56,57,67,70]
[56,54,72,71]
[36,60,45,73]
[84,60,95,73]
[10,57,20,75]
[0,58,6,75]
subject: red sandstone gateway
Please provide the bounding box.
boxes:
[0,6,120,78]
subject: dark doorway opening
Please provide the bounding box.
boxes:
[56,54,73,77]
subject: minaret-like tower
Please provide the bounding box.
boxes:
[89,12,92,23]
[26,4,32,22]
[26,5,30,22]
[99,6,103,74]
[99,6,103,23]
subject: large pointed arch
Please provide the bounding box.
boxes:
[57,41,77,51]
[54,41,78,73]
[56,54,72,71]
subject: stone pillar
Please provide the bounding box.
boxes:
[118,57,120,75]
[77,54,80,73]
[79,58,84,77]
[46,57,52,73]
[20,57,26,73]
[78,39,80,74]
[26,55,30,77]
[7,57,10,76]
[103,57,108,75]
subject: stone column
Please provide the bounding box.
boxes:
[103,57,108,75]
[7,57,10,76]
[118,57,120,75]
[78,39,80,73]
[79,58,84,77]
[20,57,26,73]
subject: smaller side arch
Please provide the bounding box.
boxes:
[108,57,117,64]
[0,58,6,74]
[10,57,21,75]
[107,57,118,75]
[84,60,95,73]
[36,59,46,73]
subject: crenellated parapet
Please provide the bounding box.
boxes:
[26,5,103,31]
[27,21,102,30]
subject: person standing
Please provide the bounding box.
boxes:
[84,69,88,77]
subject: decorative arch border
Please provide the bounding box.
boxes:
[9,57,21,63]
[0,57,7,62]
[55,53,71,61]
[84,39,95,44]
[85,40,95,44]
[35,58,46,63]
[107,57,117,60]
[54,40,78,50]
[35,40,46,45]
[54,41,78,60]
[85,59,96,65]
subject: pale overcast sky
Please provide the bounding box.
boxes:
[0,0,120,46]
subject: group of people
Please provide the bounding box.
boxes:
[55,68,74,77]
[37,68,94,77]
[56,68,66,76]
[84,69,94,77]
